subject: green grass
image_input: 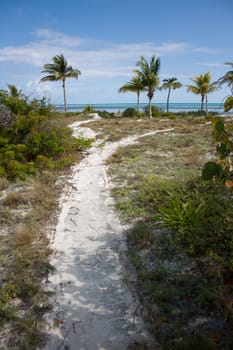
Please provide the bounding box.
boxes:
[105,115,233,348]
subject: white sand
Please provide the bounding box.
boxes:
[43,118,172,349]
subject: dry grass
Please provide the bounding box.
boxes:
[88,117,172,141]
[2,191,30,207]
[0,178,9,191]
[13,224,34,246]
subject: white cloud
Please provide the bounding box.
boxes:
[0,28,224,103]
[33,28,85,48]
[26,79,53,99]
[0,28,215,78]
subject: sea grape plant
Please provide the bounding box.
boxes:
[202,118,233,184]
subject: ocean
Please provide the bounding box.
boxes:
[56,102,228,114]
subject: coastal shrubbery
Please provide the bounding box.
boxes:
[0,89,93,180]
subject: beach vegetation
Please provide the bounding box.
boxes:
[218,62,233,112]
[122,107,137,118]
[0,87,93,181]
[106,116,233,348]
[160,77,183,112]
[40,54,81,112]
[143,104,161,117]
[83,104,94,113]
[118,75,145,112]
[134,55,161,119]
[187,72,218,115]
[223,96,233,112]
[218,61,233,94]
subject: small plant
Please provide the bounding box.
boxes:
[158,197,205,238]
[83,104,94,113]
[202,118,233,182]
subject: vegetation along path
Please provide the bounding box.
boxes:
[43,116,173,350]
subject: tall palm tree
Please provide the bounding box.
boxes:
[118,75,144,112]
[40,54,81,112]
[187,72,218,115]
[134,55,161,119]
[160,77,182,112]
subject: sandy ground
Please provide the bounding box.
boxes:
[43,116,172,349]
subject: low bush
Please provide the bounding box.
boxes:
[158,180,233,271]
[122,108,137,118]
[95,110,115,118]
[0,91,93,180]
[143,104,162,117]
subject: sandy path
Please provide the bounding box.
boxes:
[43,118,172,349]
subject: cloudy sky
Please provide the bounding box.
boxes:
[0,0,232,105]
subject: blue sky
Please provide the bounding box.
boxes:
[0,0,232,105]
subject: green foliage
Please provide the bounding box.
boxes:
[83,104,94,113]
[224,96,233,112]
[0,87,92,180]
[143,104,161,117]
[158,181,233,269]
[202,161,224,181]
[95,110,115,118]
[122,107,137,118]
[158,197,205,238]
[202,118,233,182]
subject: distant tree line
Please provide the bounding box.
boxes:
[118,57,233,117]
[2,53,232,116]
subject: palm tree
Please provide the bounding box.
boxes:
[40,54,81,112]
[218,62,233,94]
[218,62,233,112]
[224,96,233,112]
[160,77,182,112]
[187,72,218,115]
[7,84,23,98]
[118,75,144,112]
[134,55,161,119]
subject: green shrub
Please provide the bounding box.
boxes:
[96,110,115,118]
[122,108,137,118]
[143,105,161,117]
[83,105,94,113]
[35,155,54,170]
[158,180,233,270]
[0,166,6,178]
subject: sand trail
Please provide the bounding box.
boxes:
[43,118,171,349]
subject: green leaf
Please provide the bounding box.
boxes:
[202,161,224,181]
[216,142,231,159]
[214,120,225,141]
[224,96,233,112]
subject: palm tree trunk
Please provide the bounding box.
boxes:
[149,97,152,119]
[62,79,67,112]
[137,92,140,112]
[167,88,171,113]
[206,94,208,116]
[201,95,204,112]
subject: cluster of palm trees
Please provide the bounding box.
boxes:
[119,56,183,117]
[119,57,233,117]
[39,54,232,116]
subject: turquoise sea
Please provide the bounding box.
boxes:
[56,102,228,114]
